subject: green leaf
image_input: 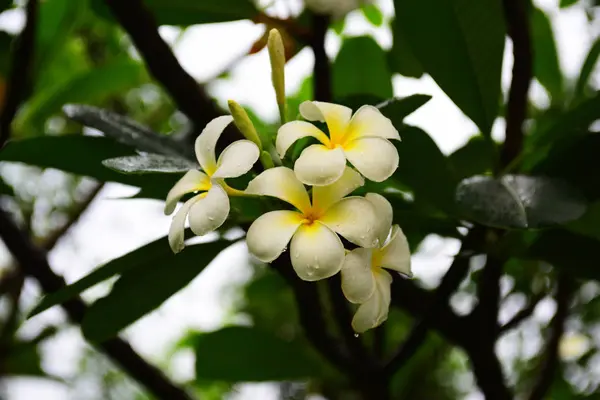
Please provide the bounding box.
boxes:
[531,8,563,102]
[91,0,259,26]
[559,0,579,7]
[567,202,600,240]
[82,240,232,343]
[103,154,197,174]
[0,135,177,199]
[377,95,432,122]
[333,36,393,100]
[449,135,497,180]
[394,0,505,134]
[29,232,193,317]
[18,59,146,132]
[361,3,383,26]
[194,326,321,382]
[388,18,424,78]
[0,31,14,76]
[0,176,13,197]
[574,37,600,99]
[64,104,192,159]
[455,175,587,229]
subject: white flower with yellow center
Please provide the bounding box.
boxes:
[246,166,378,281]
[165,115,259,253]
[276,101,400,186]
[341,193,411,333]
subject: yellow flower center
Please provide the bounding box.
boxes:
[371,248,384,270]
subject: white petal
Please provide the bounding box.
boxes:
[164,170,210,215]
[351,269,392,333]
[380,225,412,276]
[168,195,200,253]
[341,248,376,304]
[344,105,400,143]
[312,167,364,214]
[365,193,393,246]
[212,140,259,179]
[294,144,346,186]
[343,137,399,182]
[187,184,230,236]
[290,222,344,281]
[245,167,311,214]
[195,115,234,175]
[246,210,304,262]
[299,101,352,144]
[319,197,378,248]
[276,121,330,158]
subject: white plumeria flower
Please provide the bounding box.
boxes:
[165,115,259,253]
[341,193,411,333]
[276,101,400,186]
[245,166,379,281]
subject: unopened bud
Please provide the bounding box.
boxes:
[267,29,287,123]
[228,100,262,151]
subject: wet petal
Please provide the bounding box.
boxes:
[319,197,378,248]
[168,195,200,253]
[290,222,344,281]
[164,170,211,215]
[246,210,304,262]
[345,105,400,143]
[312,167,364,214]
[276,121,330,158]
[365,193,393,246]
[299,101,352,143]
[351,269,392,333]
[294,144,346,186]
[245,167,311,214]
[187,184,230,236]
[341,248,376,304]
[212,140,259,179]
[195,115,234,175]
[380,225,411,276]
[344,137,399,182]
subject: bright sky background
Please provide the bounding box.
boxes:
[0,0,598,398]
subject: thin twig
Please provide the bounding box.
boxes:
[0,0,38,149]
[499,291,545,334]
[0,209,195,400]
[500,0,533,167]
[528,276,573,400]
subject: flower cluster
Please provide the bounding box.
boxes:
[164,29,411,333]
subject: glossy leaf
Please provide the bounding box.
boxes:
[388,18,424,78]
[103,154,197,174]
[394,0,505,134]
[455,174,587,229]
[82,240,232,343]
[194,326,321,382]
[574,37,600,99]
[531,8,563,102]
[333,36,393,100]
[64,104,192,159]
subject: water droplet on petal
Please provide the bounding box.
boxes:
[207,216,215,221]
[294,252,300,258]
[354,333,360,338]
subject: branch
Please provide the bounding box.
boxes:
[102,0,221,132]
[474,253,506,338]
[0,0,38,149]
[528,276,573,400]
[500,0,533,167]
[0,209,195,400]
[499,291,545,334]
[310,13,331,103]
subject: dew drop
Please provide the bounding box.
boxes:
[294,252,300,258]
[354,333,359,338]
[360,235,365,240]
[207,216,215,221]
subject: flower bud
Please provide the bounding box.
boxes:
[228,100,262,151]
[267,28,286,123]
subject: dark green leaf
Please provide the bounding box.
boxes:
[29,232,193,317]
[361,3,384,26]
[567,202,600,240]
[559,0,579,7]
[377,94,432,122]
[449,135,497,180]
[455,175,587,229]
[0,135,177,199]
[2,340,45,377]
[388,18,424,78]
[91,0,259,26]
[82,240,232,343]
[0,31,14,76]
[531,8,563,102]
[574,37,600,99]
[194,326,321,382]
[103,154,197,174]
[394,0,505,134]
[64,104,192,159]
[0,176,13,197]
[333,36,393,100]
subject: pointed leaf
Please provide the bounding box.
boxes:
[103,154,197,174]
[449,135,497,180]
[456,175,587,229]
[531,8,563,102]
[388,17,423,78]
[574,36,600,99]
[377,95,432,122]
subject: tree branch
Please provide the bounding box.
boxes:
[0,209,195,400]
[0,0,38,149]
[528,276,573,400]
[310,13,331,103]
[500,0,533,166]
